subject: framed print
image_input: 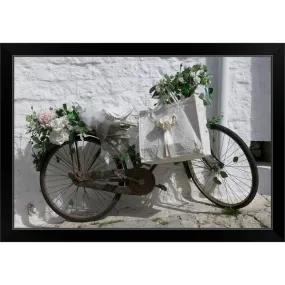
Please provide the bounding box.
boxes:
[1,43,284,241]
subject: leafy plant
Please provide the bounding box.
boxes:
[26,103,90,170]
[119,144,141,166]
[91,220,124,227]
[206,115,223,129]
[149,63,214,106]
[223,207,241,217]
[151,217,169,225]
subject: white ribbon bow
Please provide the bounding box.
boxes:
[156,115,177,158]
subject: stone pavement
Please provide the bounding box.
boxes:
[45,192,271,229]
[18,165,271,229]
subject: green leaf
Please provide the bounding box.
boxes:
[149,85,156,93]
[220,171,228,178]
[69,131,76,145]
[165,86,172,94]
[169,83,175,90]
[164,74,171,81]
[233,156,239,162]
[119,155,126,162]
[200,77,207,85]
[33,144,41,149]
[56,109,64,117]
[202,98,208,106]
[33,137,41,144]
[73,110,79,121]
[208,88,214,95]
[63,104,67,111]
[67,113,75,120]
[213,177,222,185]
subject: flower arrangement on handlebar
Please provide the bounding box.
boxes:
[26,103,90,170]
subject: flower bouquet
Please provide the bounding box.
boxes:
[26,103,90,170]
[149,63,213,106]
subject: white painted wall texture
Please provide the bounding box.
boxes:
[14,56,271,227]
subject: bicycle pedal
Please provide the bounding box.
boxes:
[156,184,167,191]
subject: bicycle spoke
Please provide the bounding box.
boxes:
[224,170,250,198]
[42,138,123,221]
[188,125,257,208]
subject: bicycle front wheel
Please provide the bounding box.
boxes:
[40,136,126,222]
[185,124,259,209]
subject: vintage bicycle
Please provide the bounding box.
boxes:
[39,103,259,223]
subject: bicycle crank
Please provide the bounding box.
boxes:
[69,168,156,196]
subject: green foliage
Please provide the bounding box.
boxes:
[149,63,214,106]
[91,220,124,227]
[213,177,222,185]
[223,208,241,217]
[206,115,223,129]
[151,217,169,225]
[233,156,239,163]
[26,103,90,170]
[119,144,141,166]
[220,171,228,178]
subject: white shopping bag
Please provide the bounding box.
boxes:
[139,94,211,164]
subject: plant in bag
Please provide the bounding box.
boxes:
[149,63,214,107]
[26,103,90,170]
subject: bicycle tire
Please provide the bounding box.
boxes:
[40,136,126,222]
[184,124,259,209]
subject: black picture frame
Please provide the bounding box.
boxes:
[1,43,284,242]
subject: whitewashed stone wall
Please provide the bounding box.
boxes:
[14,56,271,227]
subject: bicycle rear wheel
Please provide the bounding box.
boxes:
[184,124,259,209]
[40,136,126,222]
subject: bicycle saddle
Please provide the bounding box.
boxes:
[104,106,133,121]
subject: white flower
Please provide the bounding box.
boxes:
[190,72,195,77]
[49,128,70,145]
[178,77,184,83]
[194,76,201,84]
[49,116,68,132]
[196,70,203,76]
[156,86,161,92]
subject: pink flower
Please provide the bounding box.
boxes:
[38,111,56,126]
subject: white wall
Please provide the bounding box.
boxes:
[14,56,271,227]
[14,56,206,227]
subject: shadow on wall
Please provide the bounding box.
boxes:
[14,141,218,227]
[113,162,216,219]
[14,144,52,228]
[250,57,271,142]
[205,57,220,120]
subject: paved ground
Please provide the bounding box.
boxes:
[18,165,271,229]
[39,192,271,229]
